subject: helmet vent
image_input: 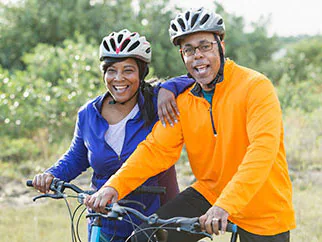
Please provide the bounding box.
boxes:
[191,14,199,28]
[120,39,130,51]
[200,14,209,25]
[171,23,178,31]
[103,40,110,51]
[110,38,116,51]
[146,47,151,54]
[217,19,223,25]
[130,33,136,37]
[178,18,186,31]
[118,34,123,43]
[128,40,140,52]
[185,11,190,20]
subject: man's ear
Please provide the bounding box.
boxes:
[221,41,225,55]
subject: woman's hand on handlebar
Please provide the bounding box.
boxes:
[84,186,119,214]
[32,172,54,194]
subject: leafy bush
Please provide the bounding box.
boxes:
[0,136,40,163]
[277,74,322,112]
[0,36,102,140]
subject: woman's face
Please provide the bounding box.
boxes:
[104,58,140,103]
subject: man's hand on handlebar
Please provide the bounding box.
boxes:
[84,186,119,214]
[199,205,229,236]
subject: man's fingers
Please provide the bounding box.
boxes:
[170,99,180,116]
[111,194,118,203]
[166,102,178,122]
[199,214,207,231]
[99,198,110,213]
[85,195,95,208]
[221,218,228,234]
[162,106,174,126]
[158,109,166,127]
[204,216,216,235]
[211,218,220,235]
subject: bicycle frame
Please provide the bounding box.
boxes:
[90,217,102,242]
[26,179,238,242]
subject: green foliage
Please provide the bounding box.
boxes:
[277,75,322,112]
[275,36,322,111]
[137,0,186,77]
[0,36,102,139]
[0,136,40,163]
[0,0,186,77]
[279,36,322,84]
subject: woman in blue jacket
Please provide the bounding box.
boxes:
[31,29,193,241]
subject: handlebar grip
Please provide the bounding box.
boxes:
[26,180,33,187]
[134,186,166,195]
[225,222,238,233]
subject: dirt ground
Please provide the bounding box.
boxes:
[1,169,321,208]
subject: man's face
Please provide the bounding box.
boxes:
[180,32,225,91]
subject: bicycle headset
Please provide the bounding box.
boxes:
[169,7,226,90]
[99,29,151,105]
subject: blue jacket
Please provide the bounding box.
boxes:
[46,78,194,238]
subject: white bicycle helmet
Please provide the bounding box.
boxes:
[99,29,151,63]
[169,7,225,46]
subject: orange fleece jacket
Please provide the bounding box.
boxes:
[104,59,296,235]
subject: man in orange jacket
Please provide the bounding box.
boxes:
[85,7,296,242]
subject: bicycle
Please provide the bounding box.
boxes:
[26,178,238,242]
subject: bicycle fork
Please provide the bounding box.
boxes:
[90,217,102,242]
[230,231,238,242]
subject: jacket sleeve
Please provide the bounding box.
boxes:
[159,75,195,97]
[46,110,90,182]
[103,120,184,200]
[215,78,283,215]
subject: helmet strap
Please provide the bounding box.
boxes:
[206,34,225,90]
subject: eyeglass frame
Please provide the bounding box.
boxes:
[179,41,218,57]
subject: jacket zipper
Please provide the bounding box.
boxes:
[209,106,217,136]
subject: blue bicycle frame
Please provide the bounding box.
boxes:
[90,217,103,242]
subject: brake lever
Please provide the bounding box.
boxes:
[168,218,212,239]
[185,222,212,239]
[180,228,212,239]
[118,199,146,210]
[32,193,65,201]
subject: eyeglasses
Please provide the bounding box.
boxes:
[180,41,217,57]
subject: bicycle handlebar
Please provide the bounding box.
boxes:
[95,202,237,237]
[26,178,165,201]
[26,178,238,239]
